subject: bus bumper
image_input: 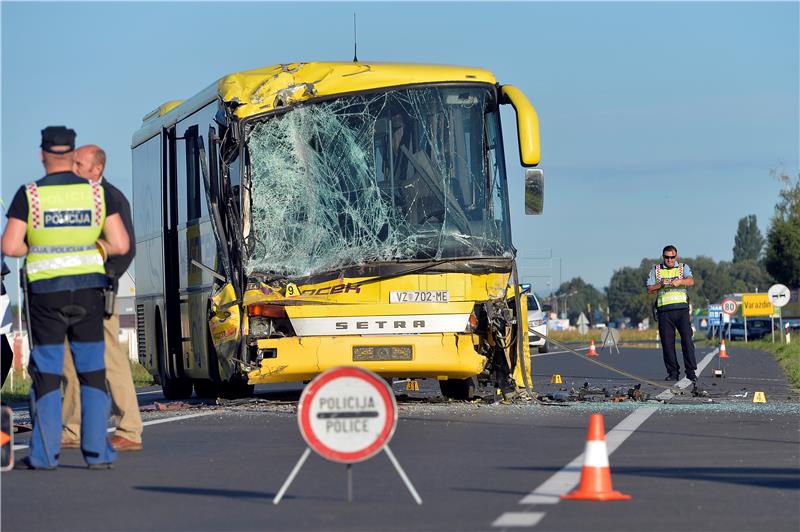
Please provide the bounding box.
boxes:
[247,333,486,384]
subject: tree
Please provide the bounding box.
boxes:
[765,172,800,286]
[727,259,774,292]
[554,277,606,324]
[607,264,652,324]
[685,255,727,305]
[732,215,765,263]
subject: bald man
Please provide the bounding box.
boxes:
[61,145,143,452]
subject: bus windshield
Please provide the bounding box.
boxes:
[243,85,511,277]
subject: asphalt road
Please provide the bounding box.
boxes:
[3,342,799,532]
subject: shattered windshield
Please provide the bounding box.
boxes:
[244,85,511,277]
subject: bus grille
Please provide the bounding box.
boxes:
[136,304,146,363]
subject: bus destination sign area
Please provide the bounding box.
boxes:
[298,367,398,464]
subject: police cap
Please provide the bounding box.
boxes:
[40,126,76,153]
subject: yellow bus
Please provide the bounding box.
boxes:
[131,61,542,400]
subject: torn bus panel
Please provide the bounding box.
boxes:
[209,282,241,380]
[244,86,512,278]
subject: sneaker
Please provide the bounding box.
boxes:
[14,457,56,471]
[110,435,143,452]
[86,462,114,470]
[60,438,80,449]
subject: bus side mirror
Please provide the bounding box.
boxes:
[524,169,544,215]
[500,85,540,166]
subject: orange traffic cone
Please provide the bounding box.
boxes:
[719,339,729,359]
[587,340,598,357]
[562,413,631,501]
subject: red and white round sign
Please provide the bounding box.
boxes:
[721,298,738,315]
[298,367,397,464]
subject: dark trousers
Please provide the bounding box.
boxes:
[27,288,115,467]
[658,308,697,378]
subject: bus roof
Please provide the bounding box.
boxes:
[133,62,497,146]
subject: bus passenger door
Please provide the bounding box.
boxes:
[161,126,184,381]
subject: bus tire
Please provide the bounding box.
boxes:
[193,379,219,399]
[219,377,254,399]
[439,376,478,401]
[538,342,549,354]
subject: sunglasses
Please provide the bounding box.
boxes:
[663,255,677,259]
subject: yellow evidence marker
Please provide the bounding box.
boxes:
[752,391,767,403]
[550,374,563,384]
[406,379,420,392]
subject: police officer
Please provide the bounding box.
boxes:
[646,245,697,382]
[1,126,129,469]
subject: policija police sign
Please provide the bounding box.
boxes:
[273,367,422,504]
[299,367,396,463]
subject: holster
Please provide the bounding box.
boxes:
[103,288,116,319]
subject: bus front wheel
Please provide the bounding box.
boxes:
[439,376,478,401]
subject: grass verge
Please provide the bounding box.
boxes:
[1,369,31,404]
[547,329,658,343]
[746,339,800,391]
[131,360,154,387]
[1,361,154,406]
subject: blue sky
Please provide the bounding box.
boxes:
[2,1,798,298]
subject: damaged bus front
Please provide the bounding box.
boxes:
[132,62,542,400]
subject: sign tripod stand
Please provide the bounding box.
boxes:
[273,366,422,505]
[600,328,621,355]
[273,444,422,505]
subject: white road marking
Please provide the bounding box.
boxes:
[492,512,546,527]
[515,407,658,507]
[657,349,718,400]
[493,348,719,527]
[139,411,216,427]
[12,411,215,451]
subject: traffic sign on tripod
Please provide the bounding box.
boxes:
[273,367,421,505]
[298,366,396,463]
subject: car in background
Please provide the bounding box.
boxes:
[726,318,775,341]
[527,292,549,353]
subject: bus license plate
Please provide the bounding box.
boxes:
[353,345,413,361]
[390,290,449,303]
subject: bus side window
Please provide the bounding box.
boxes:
[177,124,203,223]
[184,126,202,221]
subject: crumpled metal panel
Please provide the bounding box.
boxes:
[218,62,496,119]
[208,282,240,380]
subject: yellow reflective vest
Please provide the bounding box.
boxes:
[25,181,106,284]
[655,264,688,308]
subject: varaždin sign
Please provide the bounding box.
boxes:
[741,294,774,317]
